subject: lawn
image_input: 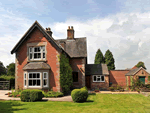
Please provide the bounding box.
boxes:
[0,94,150,113]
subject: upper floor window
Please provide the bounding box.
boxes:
[29,46,45,60]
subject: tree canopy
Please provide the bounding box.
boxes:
[104,49,115,71]
[94,49,105,64]
[0,61,6,76]
[135,61,146,69]
[6,63,15,76]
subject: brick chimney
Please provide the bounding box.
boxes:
[46,27,52,37]
[67,26,74,39]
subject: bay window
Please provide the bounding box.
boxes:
[93,75,105,82]
[24,73,27,87]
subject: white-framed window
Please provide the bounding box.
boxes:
[29,46,45,60]
[28,72,41,87]
[24,72,27,87]
[43,72,48,87]
[93,75,105,82]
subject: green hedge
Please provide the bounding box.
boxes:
[0,75,15,80]
[71,87,88,102]
[43,91,63,98]
[20,89,43,102]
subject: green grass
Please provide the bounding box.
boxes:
[0,94,150,113]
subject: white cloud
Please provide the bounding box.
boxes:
[50,12,150,72]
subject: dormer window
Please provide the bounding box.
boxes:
[29,46,45,60]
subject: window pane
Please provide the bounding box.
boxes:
[24,74,26,79]
[33,73,36,78]
[33,80,36,86]
[101,76,104,81]
[29,73,32,78]
[37,80,40,86]
[44,79,47,86]
[43,53,45,58]
[29,54,32,59]
[25,80,26,86]
[44,73,47,78]
[97,77,100,81]
[42,46,45,51]
[29,48,32,52]
[37,47,41,52]
[37,53,41,58]
[29,80,32,86]
[37,73,40,78]
[94,76,96,81]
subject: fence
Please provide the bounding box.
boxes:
[0,80,15,90]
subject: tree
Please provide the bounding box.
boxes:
[104,49,115,70]
[60,53,73,95]
[0,61,6,76]
[94,49,105,64]
[135,61,146,69]
[6,63,15,76]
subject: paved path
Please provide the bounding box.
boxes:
[0,90,73,102]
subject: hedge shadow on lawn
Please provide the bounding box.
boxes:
[88,93,96,95]
[0,100,26,113]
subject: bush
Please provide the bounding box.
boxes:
[109,87,115,91]
[71,87,88,102]
[44,91,64,98]
[20,89,43,102]
[8,89,22,97]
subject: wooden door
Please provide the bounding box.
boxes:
[139,76,145,84]
[86,76,91,89]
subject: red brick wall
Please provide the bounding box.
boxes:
[70,58,85,88]
[90,75,109,89]
[16,27,60,91]
[133,68,149,84]
[109,70,130,87]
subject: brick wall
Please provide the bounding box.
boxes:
[109,70,130,87]
[16,27,60,92]
[70,58,86,88]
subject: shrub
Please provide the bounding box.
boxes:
[109,87,115,91]
[20,89,43,102]
[44,91,63,98]
[71,87,88,102]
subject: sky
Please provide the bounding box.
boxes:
[1,0,150,72]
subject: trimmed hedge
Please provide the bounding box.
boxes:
[71,87,88,102]
[20,89,43,102]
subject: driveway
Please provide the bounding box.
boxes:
[0,90,72,101]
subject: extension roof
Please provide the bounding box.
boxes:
[55,38,87,57]
[85,64,109,75]
[23,62,51,70]
[125,67,149,76]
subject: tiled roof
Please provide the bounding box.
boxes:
[125,68,140,76]
[55,37,87,58]
[85,64,109,75]
[23,62,51,70]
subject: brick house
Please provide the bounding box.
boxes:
[11,21,87,92]
[109,67,150,87]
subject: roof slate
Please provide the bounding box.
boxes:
[85,64,109,75]
[23,62,51,70]
[55,38,87,58]
[125,68,140,76]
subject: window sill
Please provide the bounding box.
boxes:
[27,60,47,62]
[93,81,105,83]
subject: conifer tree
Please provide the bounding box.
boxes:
[0,61,6,76]
[104,49,115,70]
[60,53,73,95]
[94,49,105,64]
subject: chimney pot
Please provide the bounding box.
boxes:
[46,27,52,36]
[67,26,74,39]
